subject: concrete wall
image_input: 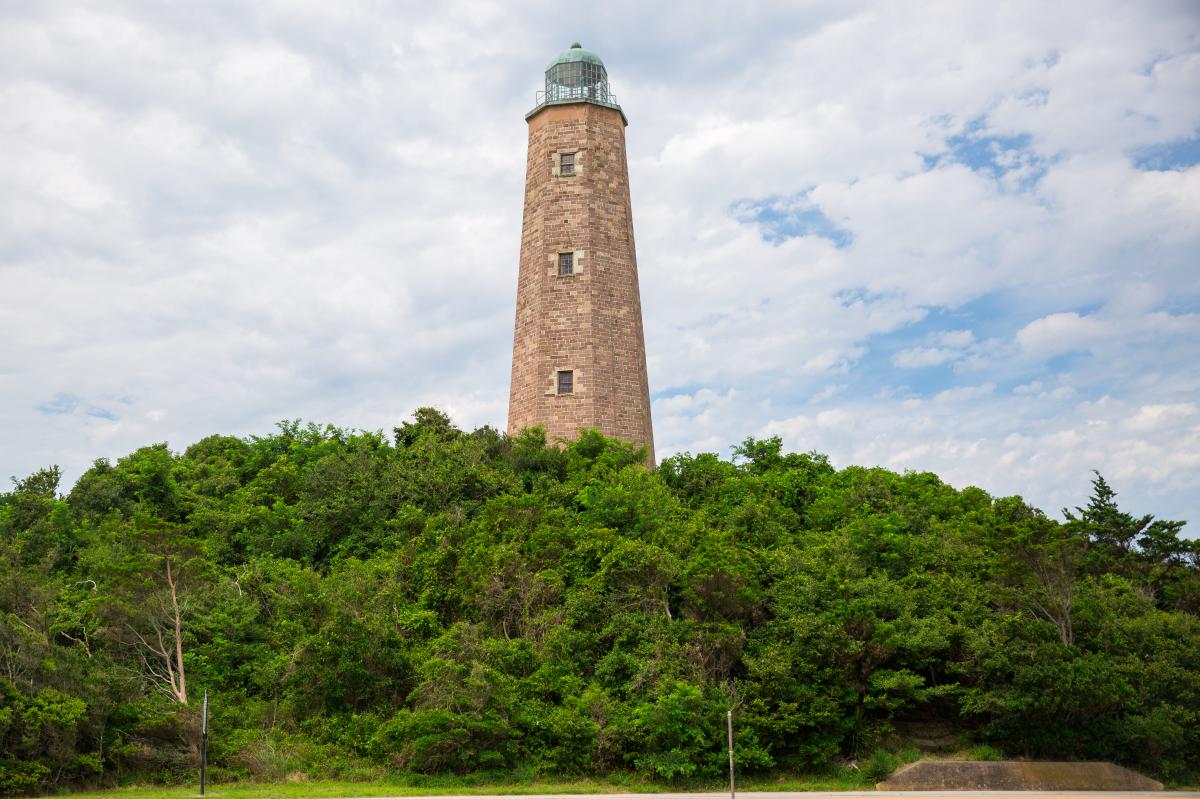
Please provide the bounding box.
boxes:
[879,760,1165,791]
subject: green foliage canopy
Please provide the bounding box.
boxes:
[1,413,1197,793]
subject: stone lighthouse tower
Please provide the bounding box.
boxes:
[507,43,655,463]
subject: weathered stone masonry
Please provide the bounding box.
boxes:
[507,47,655,464]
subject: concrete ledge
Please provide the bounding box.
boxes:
[878,760,1164,791]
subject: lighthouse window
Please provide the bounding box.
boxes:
[558,252,574,276]
[560,152,575,176]
[557,370,574,394]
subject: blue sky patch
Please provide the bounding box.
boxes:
[838,293,1102,401]
[731,194,854,248]
[36,394,80,416]
[853,307,978,395]
[35,393,119,421]
[1130,134,1200,171]
[923,117,1048,190]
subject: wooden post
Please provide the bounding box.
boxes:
[727,709,735,799]
[200,689,208,796]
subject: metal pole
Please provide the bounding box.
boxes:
[727,709,735,799]
[200,689,208,796]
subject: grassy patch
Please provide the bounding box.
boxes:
[962,744,1005,761]
[30,770,872,799]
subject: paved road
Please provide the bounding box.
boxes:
[348,787,1200,791]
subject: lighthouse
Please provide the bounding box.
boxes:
[506,43,655,464]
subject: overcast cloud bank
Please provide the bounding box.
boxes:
[2,1,1198,526]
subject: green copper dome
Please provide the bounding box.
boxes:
[546,42,605,71]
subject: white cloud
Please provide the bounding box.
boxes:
[893,329,979,368]
[1016,311,1107,355]
[935,330,976,348]
[893,347,959,368]
[934,383,996,403]
[2,0,1199,529]
[1016,304,1200,360]
[1124,403,1197,432]
[763,389,1200,523]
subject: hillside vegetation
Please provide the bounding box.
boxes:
[2,409,1198,794]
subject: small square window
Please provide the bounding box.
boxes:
[557,370,574,395]
[560,152,575,176]
[558,252,574,276]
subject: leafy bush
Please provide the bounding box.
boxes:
[0,417,1197,793]
[0,680,98,793]
[631,682,724,780]
[861,748,899,782]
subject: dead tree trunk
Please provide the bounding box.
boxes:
[130,557,188,704]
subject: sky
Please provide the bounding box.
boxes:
[2,1,1198,528]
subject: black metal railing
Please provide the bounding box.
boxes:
[534,84,620,108]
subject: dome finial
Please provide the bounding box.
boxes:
[571,42,582,48]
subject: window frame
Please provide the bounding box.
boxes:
[560,151,576,176]
[556,369,574,395]
[558,251,574,276]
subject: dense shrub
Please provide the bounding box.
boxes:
[0,412,1197,793]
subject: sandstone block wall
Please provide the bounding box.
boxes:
[507,102,655,464]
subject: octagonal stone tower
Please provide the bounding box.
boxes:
[507,43,655,463]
